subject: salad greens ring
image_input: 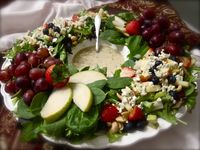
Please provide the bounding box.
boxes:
[0,7,200,148]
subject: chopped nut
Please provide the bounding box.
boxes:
[121,111,129,119]
[109,121,119,134]
[116,116,127,123]
[176,85,182,92]
[72,41,78,45]
[118,122,124,130]
[71,35,77,41]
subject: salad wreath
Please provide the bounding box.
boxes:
[0,8,200,143]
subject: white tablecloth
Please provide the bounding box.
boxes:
[0,0,199,149]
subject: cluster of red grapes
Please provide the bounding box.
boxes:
[139,8,185,55]
[0,48,61,105]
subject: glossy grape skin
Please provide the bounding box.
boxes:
[149,33,165,48]
[142,27,153,40]
[0,70,12,82]
[7,64,17,76]
[142,8,156,19]
[168,23,180,32]
[43,58,62,68]
[28,54,40,67]
[150,24,161,35]
[34,78,51,92]
[15,64,31,77]
[168,30,184,44]
[15,76,31,89]
[165,43,182,56]
[23,89,35,106]
[5,80,17,94]
[29,68,45,80]
[154,15,169,30]
[14,53,27,65]
[37,48,50,59]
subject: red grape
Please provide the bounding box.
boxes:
[165,43,182,56]
[25,52,33,57]
[149,33,165,48]
[0,69,11,82]
[15,76,31,89]
[34,78,51,92]
[43,58,62,68]
[143,19,153,28]
[23,89,35,106]
[142,27,153,40]
[29,68,45,80]
[15,64,30,77]
[7,64,17,76]
[168,30,184,44]
[142,8,156,19]
[5,80,17,94]
[168,23,180,32]
[154,15,169,30]
[150,23,161,35]
[37,48,50,59]
[28,54,39,67]
[14,53,27,65]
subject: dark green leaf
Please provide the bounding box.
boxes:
[66,104,99,134]
[90,87,106,105]
[17,99,35,119]
[42,116,67,137]
[106,89,118,100]
[67,64,79,75]
[117,12,137,22]
[121,59,135,67]
[113,69,121,77]
[185,91,197,110]
[100,30,125,45]
[87,80,107,89]
[20,117,43,142]
[93,65,107,76]
[30,92,49,115]
[51,64,70,83]
[80,66,90,71]
[107,77,132,89]
[185,83,195,96]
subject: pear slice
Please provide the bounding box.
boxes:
[40,86,72,122]
[69,70,107,84]
[71,83,93,112]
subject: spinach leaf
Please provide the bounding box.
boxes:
[117,12,137,22]
[107,89,118,100]
[185,91,197,111]
[103,16,115,30]
[67,64,79,75]
[42,116,67,137]
[30,92,49,115]
[20,117,43,142]
[66,105,99,134]
[80,66,90,71]
[121,59,135,67]
[17,99,35,119]
[126,36,149,59]
[93,65,107,76]
[185,83,195,96]
[87,80,107,89]
[90,87,106,105]
[113,69,121,77]
[100,30,125,45]
[107,77,132,89]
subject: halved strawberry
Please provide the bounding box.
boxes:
[101,104,119,122]
[125,20,140,35]
[72,15,79,22]
[45,64,69,88]
[128,106,144,121]
[120,67,136,78]
[179,56,192,68]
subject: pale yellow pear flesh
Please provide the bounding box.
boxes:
[69,70,106,84]
[40,86,73,122]
[71,83,93,112]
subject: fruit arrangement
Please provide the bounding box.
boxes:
[0,7,199,144]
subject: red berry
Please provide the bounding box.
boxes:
[101,104,119,122]
[126,20,140,35]
[0,69,12,82]
[128,106,144,121]
[120,67,136,78]
[165,43,182,56]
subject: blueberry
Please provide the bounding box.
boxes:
[43,28,49,35]
[169,90,179,100]
[53,26,60,33]
[154,60,162,67]
[48,22,54,28]
[151,75,160,84]
[136,120,148,130]
[168,75,176,84]
[123,121,136,132]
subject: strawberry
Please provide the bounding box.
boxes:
[72,15,79,22]
[120,67,136,78]
[101,104,119,122]
[45,64,69,88]
[128,106,145,121]
[125,20,140,35]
